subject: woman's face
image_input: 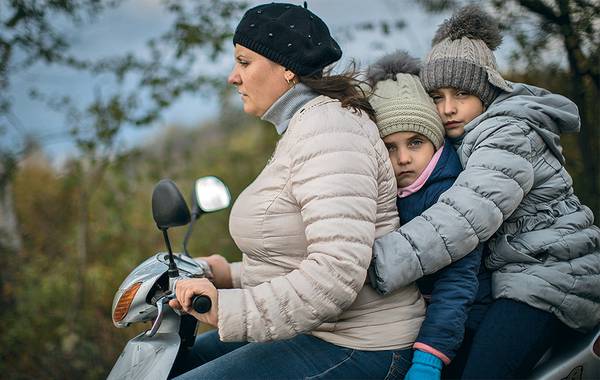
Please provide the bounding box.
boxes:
[227,44,293,117]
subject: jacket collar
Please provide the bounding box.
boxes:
[261,83,318,135]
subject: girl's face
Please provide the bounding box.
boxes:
[383,131,436,188]
[430,88,485,138]
[227,44,294,117]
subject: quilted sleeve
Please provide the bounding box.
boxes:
[370,121,535,294]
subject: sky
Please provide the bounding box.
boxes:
[5,0,513,164]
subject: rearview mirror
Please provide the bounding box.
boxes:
[151,179,191,230]
[193,176,231,214]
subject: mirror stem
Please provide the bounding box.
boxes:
[162,229,179,277]
[182,213,199,258]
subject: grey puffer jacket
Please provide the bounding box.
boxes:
[370,83,600,331]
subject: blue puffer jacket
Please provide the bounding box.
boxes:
[370,83,600,331]
[395,141,482,364]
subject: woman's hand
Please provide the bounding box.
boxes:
[195,254,233,289]
[169,278,219,327]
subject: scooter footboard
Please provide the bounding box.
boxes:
[108,332,181,380]
[530,326,600,380]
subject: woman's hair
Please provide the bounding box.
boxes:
[298,62,376,122]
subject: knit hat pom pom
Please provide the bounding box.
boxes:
[432,5,502,50]
[366,50,420,85]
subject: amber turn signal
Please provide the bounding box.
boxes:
[113,282,142,323]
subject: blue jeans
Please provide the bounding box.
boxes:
[445,296,567,379]
[171,330,413,380]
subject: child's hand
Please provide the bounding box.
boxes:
[405,350,442,380]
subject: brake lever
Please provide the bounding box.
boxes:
[145,294,175,337]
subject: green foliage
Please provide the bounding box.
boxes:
[1,106,277,379]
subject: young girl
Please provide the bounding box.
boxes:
[369,5,600,379]
[367,51,482,380]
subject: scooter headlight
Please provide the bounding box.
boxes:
[113,282,142,323]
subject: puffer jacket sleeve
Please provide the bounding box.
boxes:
[217,108,382,342]
[414,244,482,363]
[371,120,535,294]
[229,261,242,288]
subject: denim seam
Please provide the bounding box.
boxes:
[384,352,399,380]
[384,351,411,380]
[304,349,355,380]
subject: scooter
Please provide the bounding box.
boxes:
[107,178,599,380]
[107,176,231,380]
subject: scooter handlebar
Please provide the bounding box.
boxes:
[192,295,212,314]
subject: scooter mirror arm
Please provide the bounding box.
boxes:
[182,213,200,258]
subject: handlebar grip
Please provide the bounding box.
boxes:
[192,295,212,314]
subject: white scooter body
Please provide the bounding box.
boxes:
[108,321,180,380]
[108,177,230,380]
[531,325,600,380]
[108,253,210,380]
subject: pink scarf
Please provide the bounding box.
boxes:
[397,144,445,198]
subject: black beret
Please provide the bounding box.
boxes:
[233,2,342,76]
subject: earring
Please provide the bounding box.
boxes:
[286,77,296,86]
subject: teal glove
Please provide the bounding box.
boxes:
[404,350,443,380]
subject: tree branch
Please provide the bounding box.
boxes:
[573,0,600,14]
[517,0,561,23]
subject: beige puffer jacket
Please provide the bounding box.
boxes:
[217,96,425,350]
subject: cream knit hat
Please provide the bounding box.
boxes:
[367,51,445,149]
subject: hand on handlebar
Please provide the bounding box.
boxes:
[169,278,219,327]
[194,254,233,289]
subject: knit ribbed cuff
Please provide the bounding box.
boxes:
[414,342,451,365]
[413,349,444,369]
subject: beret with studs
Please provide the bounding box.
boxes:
[233,2,342,76]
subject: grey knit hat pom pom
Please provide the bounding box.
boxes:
[433,4,502,50]
[366,50,420,86]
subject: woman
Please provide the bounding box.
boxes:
[168,2,425,379]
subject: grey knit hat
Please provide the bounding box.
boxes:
[367,51,445,150]
[420,5,512,106]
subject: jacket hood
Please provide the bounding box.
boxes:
[466,82,580,164]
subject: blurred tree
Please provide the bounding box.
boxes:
[0,1,250,378]
[1,0,247,260]
[0,0,120,115]
[2,108,279,378]
[0,151,20,252]
[419,0,600,224]
[1,0,246,150]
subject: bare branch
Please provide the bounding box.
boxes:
[517,0,561,23]
[573,0,600,14]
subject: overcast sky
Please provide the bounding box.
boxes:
[7,0,512,163]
